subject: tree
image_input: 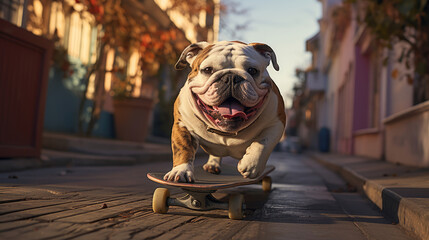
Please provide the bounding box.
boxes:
[74,0,184,135]
[349,0,429,104]
[36,0,247,137]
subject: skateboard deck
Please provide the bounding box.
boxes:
[147,164,275,191]
[147,164,275,220]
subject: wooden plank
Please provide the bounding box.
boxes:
[230,221,263,240]
[0,186,81,200]
[96,212,199,240]
[0,221,86,239]
[70,212,191,239]
[0,185,143,201]
[0,202,77,223]
[9,211,191,239]
[65,194,139,209]
[0,194,148,223]
[63,189,149,201]
[0,191,254,239]
[25,185,103,194]
[0,195,26,204]
[150,212,249,240]
[0,220,37,233]
[0,183,267,239]
[0,209,196,240]
[131,214,202,240]
[0,208,149,239]
[3,209,159,239]
[34,195,148,222]
[0,185,138,200]
[51,198,151,223]
[0,193,139,215]
[0,199,77,215]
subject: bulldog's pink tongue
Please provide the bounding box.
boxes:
[216,98,247,120]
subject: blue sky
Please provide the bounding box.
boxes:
[219,0,321,107]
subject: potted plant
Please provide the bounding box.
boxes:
[73,0,181,140]
[110,60,157,142]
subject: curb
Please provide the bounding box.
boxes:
[309,153,429,240]
[1,149,208,173]
[0,150,172,173]
[42,132,170,155]
[0,158,48,173]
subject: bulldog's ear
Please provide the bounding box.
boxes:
[249,43,280,71]
[175,41,210,70]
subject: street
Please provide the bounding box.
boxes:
[1,0,428,239]
[0,152,416,240]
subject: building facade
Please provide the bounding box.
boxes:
[296,0,429,166]
[1,0,220,141]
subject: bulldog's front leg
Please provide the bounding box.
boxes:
[164,122,199,182]
[238,122,284,178]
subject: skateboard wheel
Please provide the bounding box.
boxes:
[262,176,272,192]
[153,188,170,214]
[228,194,244,220]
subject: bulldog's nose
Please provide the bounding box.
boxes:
[220,73,244,85]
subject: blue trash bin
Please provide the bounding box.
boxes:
[318,127,330,152]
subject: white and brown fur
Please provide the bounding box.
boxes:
[164,41,286,182]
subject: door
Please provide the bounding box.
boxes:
[0,19,53,158]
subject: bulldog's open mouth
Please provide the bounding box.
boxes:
[195,94,266,131]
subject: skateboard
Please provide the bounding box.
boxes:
[147,164,275,220]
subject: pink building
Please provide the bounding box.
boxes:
[299,0,429,166]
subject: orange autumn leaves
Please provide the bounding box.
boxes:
[139,30,178,66]
[78,0,181,70]
[391,68,413,85]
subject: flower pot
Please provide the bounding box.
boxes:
[113,97,154,142]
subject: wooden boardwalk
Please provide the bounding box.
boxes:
[0,153,417,240]
[0,184,265,239]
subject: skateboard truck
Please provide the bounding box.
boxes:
[169,189,230,211]
[153,188,248,220]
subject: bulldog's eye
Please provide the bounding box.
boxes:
[247,67,259,76]
[202,67,214,75]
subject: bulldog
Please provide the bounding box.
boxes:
[164,41,286,182]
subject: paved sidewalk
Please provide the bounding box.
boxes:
[309,152,429,240]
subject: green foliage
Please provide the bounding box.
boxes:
[362,0,428,48]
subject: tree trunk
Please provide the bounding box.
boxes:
[77,41,107,136]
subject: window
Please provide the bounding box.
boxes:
[49,1,65,40]
[103,49,144,98]
[0,0,26,26]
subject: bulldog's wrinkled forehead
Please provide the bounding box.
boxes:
[197,41,270,69]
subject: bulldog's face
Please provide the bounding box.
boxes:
[176,41,279,133]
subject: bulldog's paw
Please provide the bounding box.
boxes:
[237,157,263,179]
[203,155,222,174]
[203,163,221,174]
[163,163,194,182]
